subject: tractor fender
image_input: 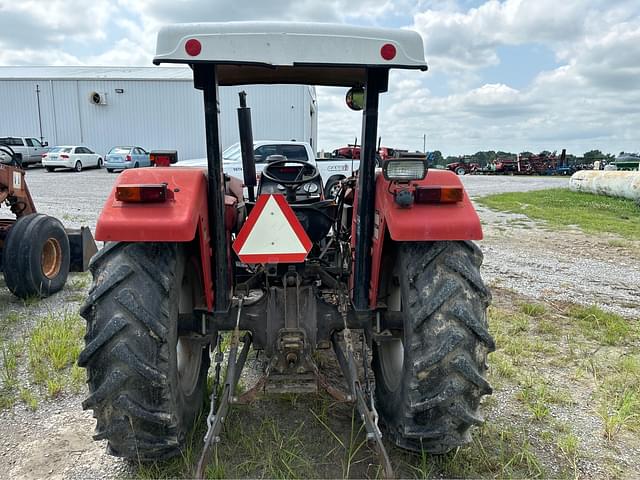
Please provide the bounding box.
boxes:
[96,167,210,242]
[95,167,221,311]
[374,169,482,241]
[368,169,482,307]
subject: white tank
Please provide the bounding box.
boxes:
[569,170,640,201]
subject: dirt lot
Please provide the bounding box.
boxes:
[1,168,638,479]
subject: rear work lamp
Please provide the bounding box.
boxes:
[382,159,428,182]
[116,184,173,203]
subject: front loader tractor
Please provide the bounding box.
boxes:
[79,22,494,476]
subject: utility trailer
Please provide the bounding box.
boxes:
[0,144,97,298]
[78,22,495,477]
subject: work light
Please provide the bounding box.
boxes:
[382,159,428,181]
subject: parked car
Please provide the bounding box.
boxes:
[0,136,48,167]
[104,146,150,172]
[42,146,103,172]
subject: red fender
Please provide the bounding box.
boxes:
[95,167,230,312]
[368,169,482,307]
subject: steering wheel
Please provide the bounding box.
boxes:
[261,159,321,200]
[0,144,22,168]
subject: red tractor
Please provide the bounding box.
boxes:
[446,159,480,175]
[78,22,493,476]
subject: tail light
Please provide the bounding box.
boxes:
[42,153,47,158]
[383,159,427,181]
[60,154,69,159]
[415,186,463,204]
[149,150,178,167]
[115,183,173,203]
[126,154,131,162]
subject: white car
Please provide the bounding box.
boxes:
[42,146,103,172]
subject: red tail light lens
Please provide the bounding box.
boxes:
[415,186,463,204]
[42,153,47,158]
[60,154,69,159]
[116,184,172,203]
[126,154,131,161]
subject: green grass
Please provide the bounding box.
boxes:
[0,340,22,409]
[476,188,640,239]
[19,387,38,411]
[569,305,636,346]
[27,310,85,397]
[415,423,546,479]
[0,311,22,334]
[520,302,546,317]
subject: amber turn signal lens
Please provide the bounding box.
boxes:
[415,186,463,203]
[116,184,169,203]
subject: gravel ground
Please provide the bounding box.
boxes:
[1,167,638,478]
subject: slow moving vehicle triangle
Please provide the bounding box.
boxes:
[233,194,312,263]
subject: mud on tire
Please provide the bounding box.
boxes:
[78,242,209,460]
[373,241,494,452]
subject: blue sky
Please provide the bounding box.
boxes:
[0,0,639,156]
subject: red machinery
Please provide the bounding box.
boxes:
[78,23,493,477]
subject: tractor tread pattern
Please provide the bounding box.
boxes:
[79,242,186,460]
[378,241,494,453]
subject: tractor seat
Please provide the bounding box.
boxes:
[290,200,337,243]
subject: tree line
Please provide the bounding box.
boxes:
[429,149,619,168]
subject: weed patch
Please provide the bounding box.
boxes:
[27,310,85,397]
[521,302,546,317]
[569,305,637,346]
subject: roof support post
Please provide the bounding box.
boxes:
[194,64,230,313]
[353,68,388,311]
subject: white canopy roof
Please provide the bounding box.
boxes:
[154,22,428,86]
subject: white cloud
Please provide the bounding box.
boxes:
[0,0,117,47]
[0,0,638,155]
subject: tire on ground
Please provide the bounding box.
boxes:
[2,213,70,298]
[372,241,494,452]
[78,242,210,460]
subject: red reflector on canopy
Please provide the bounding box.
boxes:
[380,43,397,60]
[185,38,202,56]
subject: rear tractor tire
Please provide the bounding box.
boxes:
[2,213,70,299]
[79,242,210,460]
[372,241,494,453]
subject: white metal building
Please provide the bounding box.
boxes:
[0,66,317,160]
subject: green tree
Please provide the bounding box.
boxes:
[430,150,444,166]
[583,150,605,161]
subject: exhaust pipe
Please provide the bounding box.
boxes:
[237,91,257,202]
